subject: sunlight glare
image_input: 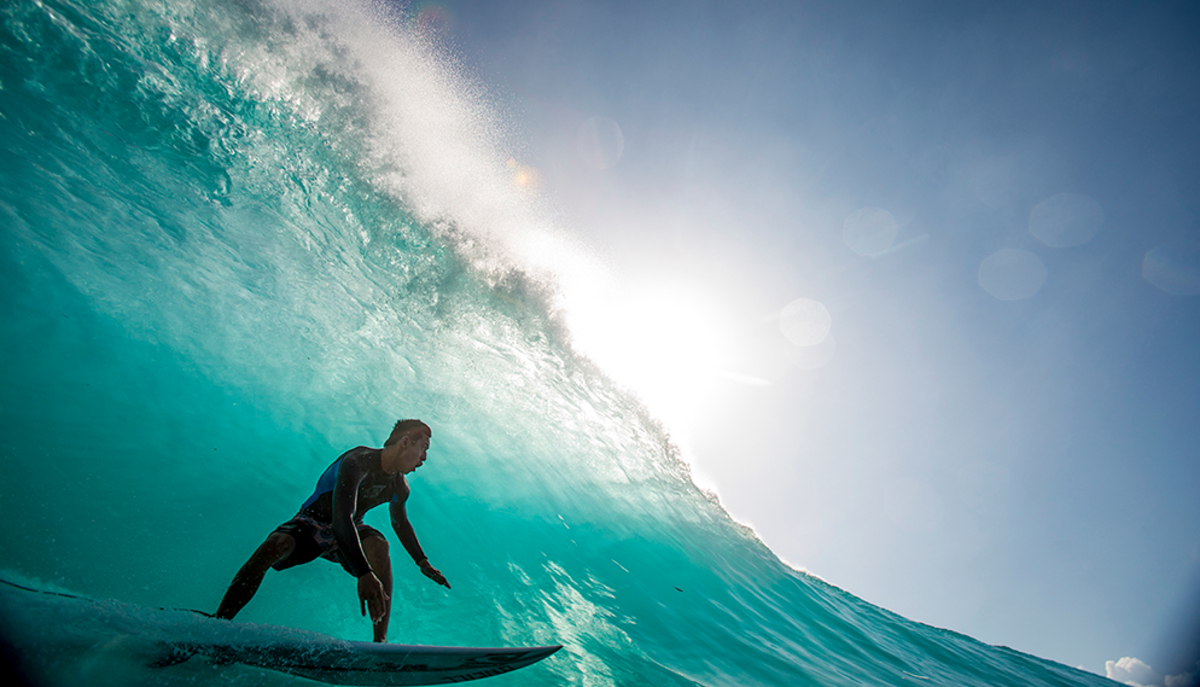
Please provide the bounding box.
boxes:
[509,229,737,430]
[561,272,734,428]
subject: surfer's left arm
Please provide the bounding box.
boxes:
[390,498,451,589]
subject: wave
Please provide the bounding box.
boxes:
[0,2,1116,686]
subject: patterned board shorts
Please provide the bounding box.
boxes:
[270,513,384,576]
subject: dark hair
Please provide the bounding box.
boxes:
[385,419,431,447]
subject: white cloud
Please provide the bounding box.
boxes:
[1106,657,1199,687]
[1166,668,1200,687]
[1108,657,1161,687]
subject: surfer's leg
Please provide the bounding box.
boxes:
[361,534,393,642]
[215,532,295,620]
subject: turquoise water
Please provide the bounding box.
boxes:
[0,1,1117,686]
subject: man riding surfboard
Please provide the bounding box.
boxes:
[214,419,450,642]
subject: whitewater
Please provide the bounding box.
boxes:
[0,1,1117,686]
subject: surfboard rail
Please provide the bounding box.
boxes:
[160,639,563,686]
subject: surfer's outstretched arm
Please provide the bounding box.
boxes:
[331,455,391,626]
[390,500,451,589]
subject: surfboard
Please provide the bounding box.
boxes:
[0,578,560,686]
[156,639,562,685]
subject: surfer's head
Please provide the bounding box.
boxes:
[386,418,431,447]
[384,419,432,474]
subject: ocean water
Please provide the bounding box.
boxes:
[0,1,1117,686]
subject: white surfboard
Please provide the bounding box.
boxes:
[157,639,562,685]
[0,578,561,687]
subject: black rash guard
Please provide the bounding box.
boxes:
[296,446,421,577]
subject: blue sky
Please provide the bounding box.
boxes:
[404,0,1200,678]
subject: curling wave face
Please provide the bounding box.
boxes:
[0,2,1114,686]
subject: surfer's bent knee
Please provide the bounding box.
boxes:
[361,533,388,553]
[257,532,297,567]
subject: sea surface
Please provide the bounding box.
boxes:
[0,1,1119,686]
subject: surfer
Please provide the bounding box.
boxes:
[214,419,450,642]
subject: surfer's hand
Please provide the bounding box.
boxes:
[357,572,390,623]
[419,560,451,589]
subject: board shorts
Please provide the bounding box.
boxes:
[270,513,385,576]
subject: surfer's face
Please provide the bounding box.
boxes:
[396,430,430,474]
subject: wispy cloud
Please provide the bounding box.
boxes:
[1106,657,1199,687]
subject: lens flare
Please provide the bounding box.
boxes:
[576,116,624,170]
[843,207,899,257]
[1143,242,1200,296]
[779,298,831,347]
[1029,193,1104,248]
[971,155,1019,209]
[978,249,1047,301]
[507,157,541,190]
[411,3,453,36]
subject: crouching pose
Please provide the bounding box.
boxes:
[215,419,450,642]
